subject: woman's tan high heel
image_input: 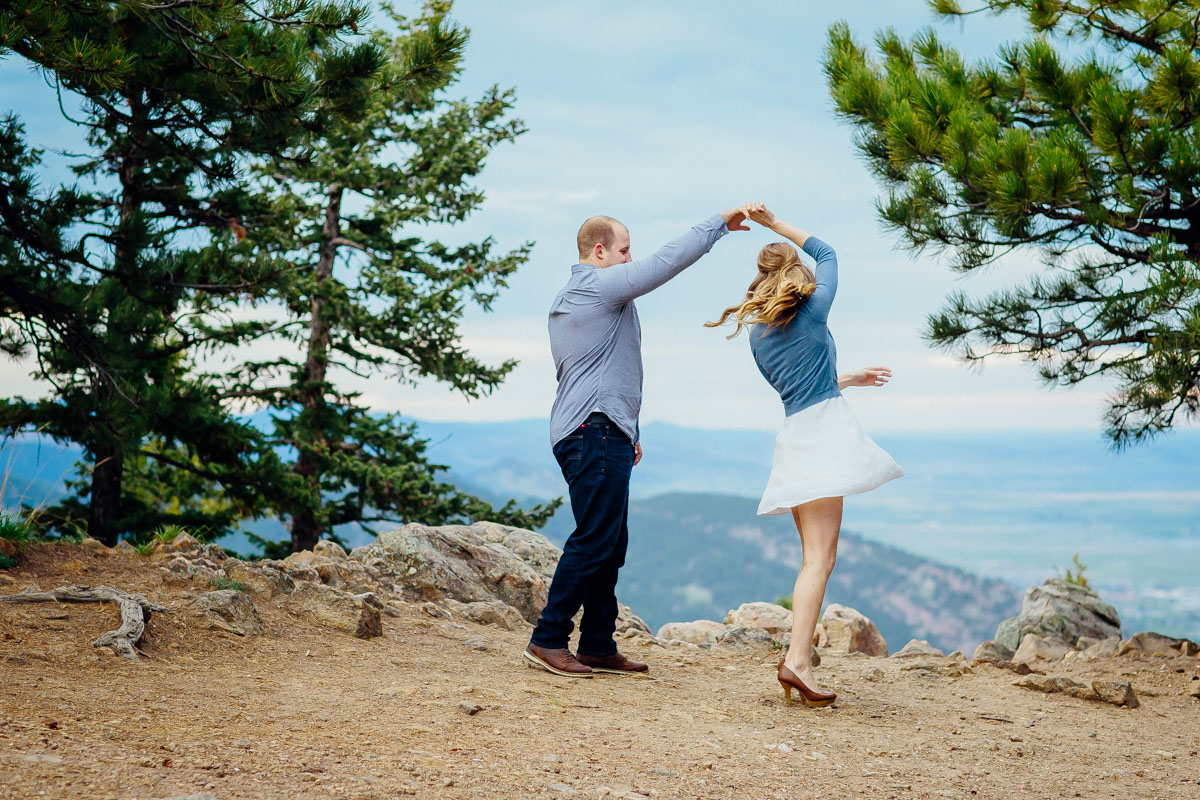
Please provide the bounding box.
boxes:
[777,659,836,707]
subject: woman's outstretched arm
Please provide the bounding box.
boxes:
[745,202,811,249]
[838,366,892,389]
[745,202,838,319]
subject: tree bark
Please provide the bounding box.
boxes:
[290,183,343,553]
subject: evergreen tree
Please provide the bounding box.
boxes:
[825,0,1200,445]
[0,1,382,544]
[222,1,558,553]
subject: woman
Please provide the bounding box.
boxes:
[706,202,902,707]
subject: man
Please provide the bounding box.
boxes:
[523,207,749,677]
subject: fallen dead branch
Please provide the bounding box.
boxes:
[0,585,168,660]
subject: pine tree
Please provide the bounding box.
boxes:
[0,1,382,544]
[824,1,1200,445]
[218,1,558,553]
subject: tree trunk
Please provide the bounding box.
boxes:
[290,183,343,553]
[87,89,144,547]
[89,446,123,547]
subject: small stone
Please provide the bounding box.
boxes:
[458,701,482,716]
[41,609,68,621]
[648,768,677,777]
[5,655,28,665]
[463,636,488,651]
[804,751,828,761]
[233,738,252,748]
[865,668,885,682]
[890,639,944,659]
[20,754,63,764]
[422,602,452,620]
[548,782,578,794]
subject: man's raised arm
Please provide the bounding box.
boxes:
[597,208,748,306]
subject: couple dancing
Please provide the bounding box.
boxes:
[523,204,903,707]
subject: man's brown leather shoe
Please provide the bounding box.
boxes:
[524,644,593,677]
[575,652,649,675]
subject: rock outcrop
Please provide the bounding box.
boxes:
[994,578,1121,652]
[1015,674,1139,708]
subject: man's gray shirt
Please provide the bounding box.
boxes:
[548,214,730,447]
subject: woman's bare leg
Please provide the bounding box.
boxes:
[783,496,843,690]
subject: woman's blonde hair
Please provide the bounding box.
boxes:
[705,242,817,338]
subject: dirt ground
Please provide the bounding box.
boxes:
[0,542,1198,800]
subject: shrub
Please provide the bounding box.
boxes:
[774,594,793,611]
[0,554,17,570]
[1063,553,1090,589]
[209,577,244,592]
[0,513,32,543]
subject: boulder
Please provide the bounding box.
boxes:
[821,604,888,656]
[972,640,1014,663]
[289,584,383,639]
[713,626,774,650]
[1118,631,1198,658]
[444,598,529,631]
[995,617,1022,652]
[615,603,652,635]
[149,531,203,559]
[222,560,294,599]
[114,541,138,554]
[186,590,264,636]
[312,540,348,560]
[656,620,729,645]
[724,602,793,636]
[1012,633,1071,664]
[1093,680,1140,707]
[1080,636,1121,660]
[998,578,1121,651]
[891,639,944,659]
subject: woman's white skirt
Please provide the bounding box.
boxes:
[757,395,903,516]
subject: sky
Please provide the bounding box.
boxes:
[0,1,1171,437]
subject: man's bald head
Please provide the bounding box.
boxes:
[577,216,628,264]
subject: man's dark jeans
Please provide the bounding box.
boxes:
[529,412,634,657]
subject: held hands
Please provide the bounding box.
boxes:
[720,207,751,231]
[741,201,778,230]
[839,367,892,390]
